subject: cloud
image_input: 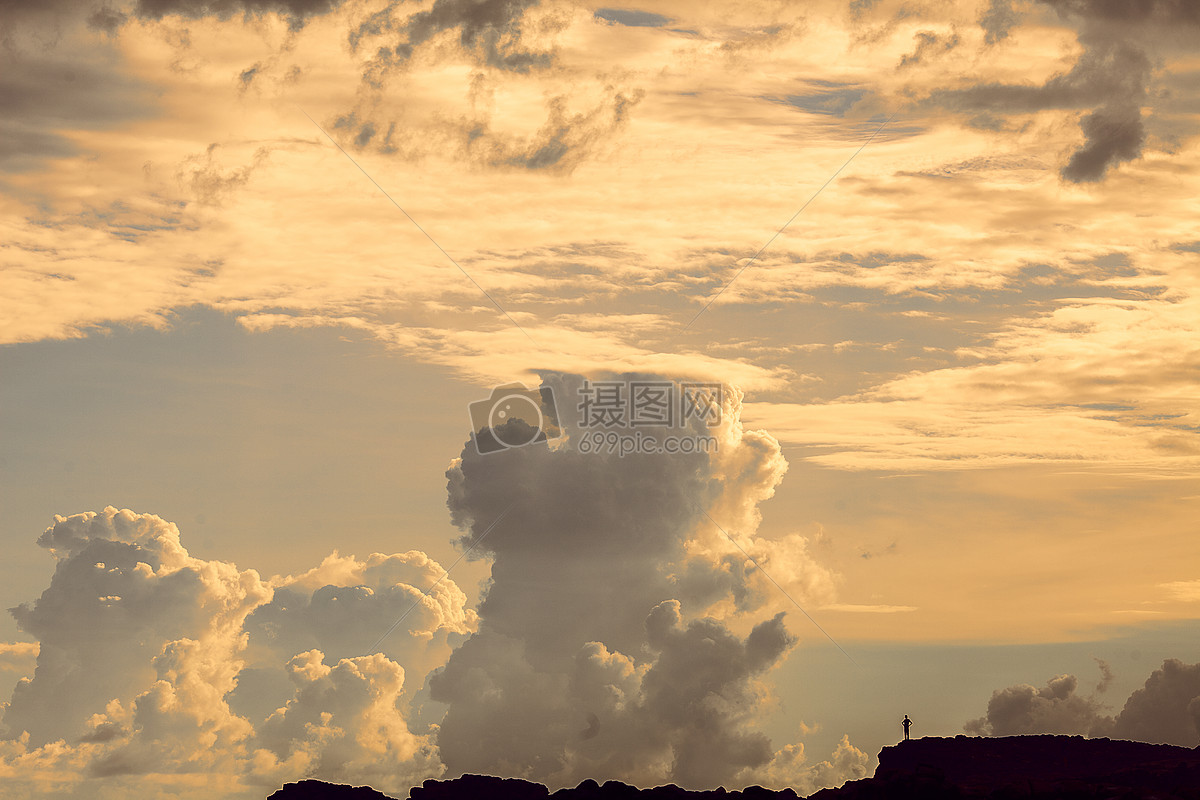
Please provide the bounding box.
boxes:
[979,0,1019,45]
[252,650,440,792]
[965,672,1114,736]
[0,45,155,175]
[324,78,644,175]
[1160,580,1200,602]
[1111,658,1200,747]
[236,550,478,725]
[747,734,869,796]
[350,0,554,81]
[924,0,1200,182]
[0,0,348,32]
[1039,0,1200,26]
[820,604,915,613]
[594,8,672,29]
[1060,103,1146,182]
[929,37,1152,181]
[430,372,846,789]
[898,30,960,69]
[2,507,270,748]
[131,0,346,28]
[0,507,472,797]
[0,379,853,796]
[967,658,1200,746]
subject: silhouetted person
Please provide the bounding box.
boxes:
[902,714,912,741]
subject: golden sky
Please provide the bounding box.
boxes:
[1,0,1199,797]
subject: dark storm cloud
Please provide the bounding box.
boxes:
[503,90,642,171]
[238,62,260,89]
[638,603,795,786]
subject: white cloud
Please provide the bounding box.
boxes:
[251,650,440,794]
[431,372,849,789]
[0,507,470,798]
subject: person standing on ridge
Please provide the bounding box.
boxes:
[902,714,912,741]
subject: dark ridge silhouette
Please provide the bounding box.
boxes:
[818,735,1200,800]
[267,736,1200,800]
[267,780,397,799]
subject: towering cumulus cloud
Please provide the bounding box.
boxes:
[433,372,860,791]
[0,374,862,797]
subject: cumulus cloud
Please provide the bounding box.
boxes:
[1111,658,1200,747]
[0,374,853,796]
[252,649,440,792]
[967,658,1200,746]
[0,506,472,797]
[747,734,869,796]
[965,672,1114,736]
[236,549,477,725]
[431,372,845,789]
[3,507,270,748]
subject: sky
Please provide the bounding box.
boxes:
[1,0,1199,797]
